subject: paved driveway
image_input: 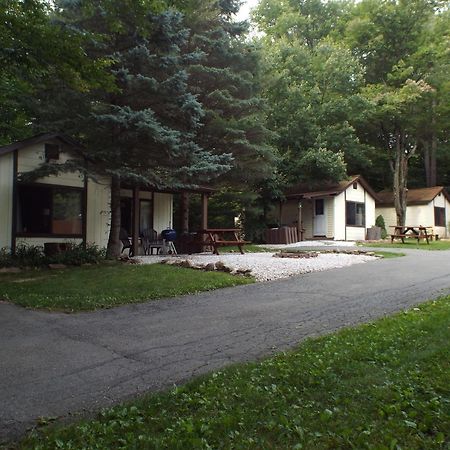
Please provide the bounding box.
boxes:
[1,248,450,441]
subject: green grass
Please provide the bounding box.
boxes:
[362,239,450,250]
[373,251,406,258]
[0,264,253,312]
[219,244,276,253]
[17,296,450,449]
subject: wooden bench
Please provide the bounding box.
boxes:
[390,225,432,244]
[390,234,429,243]
[201,229,250,255]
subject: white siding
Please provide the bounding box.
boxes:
[302,200,314,239]
[433,193,445,208]
[0,153,14,249]
[344,182,377,241]
[345,181,365,202]
[16,237,83,247]
[376,206,397,229]
[376,200,450,238]
[346,226,366,241]
[334,192,346,240]
[18,142,84,187]
[325,197,334,238]
[432,194,449,238]
[445,198,450,238]
[407,204,433,227]
[153,193,173,234]
[86,178,111,248]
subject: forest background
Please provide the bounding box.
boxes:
[1,0,449,245]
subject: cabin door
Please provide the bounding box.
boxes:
[313,199,326,236]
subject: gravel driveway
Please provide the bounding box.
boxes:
[137,252,376,281]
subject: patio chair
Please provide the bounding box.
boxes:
[120,228,133,256]
[141,228,165,255]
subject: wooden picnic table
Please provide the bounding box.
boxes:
[200,228,250,255]
[389,225,433,244]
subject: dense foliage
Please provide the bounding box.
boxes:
[0,243,106,268]
[255,0,450,226]
[1,0,448,236]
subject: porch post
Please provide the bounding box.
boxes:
[181,192,190,233]
[132,187,140,256]
[297,200,303,241]
[201,193,208,230]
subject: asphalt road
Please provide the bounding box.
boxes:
[1,248,450,442]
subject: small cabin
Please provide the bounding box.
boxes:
[277,175,378,241]
[376,187,450,238]
[0,134,206,254]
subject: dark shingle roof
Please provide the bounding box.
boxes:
[377,186,450,206]
[286,175,378,200]
[0,133,83,156]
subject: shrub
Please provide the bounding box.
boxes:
[0,247,14,268]
[0,243,106,268]
[48,243,106,266]
[0,244,46,268]
[375,215,387,239]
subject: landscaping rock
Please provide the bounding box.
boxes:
[235,268,252,277]
[48,264,67,270]
[204,263,216,271]
[274,251,318,259]
[215,261,232,272]
[179,260,193,269]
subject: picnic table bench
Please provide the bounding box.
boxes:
[200,228,250,255]
[390,226,433,244]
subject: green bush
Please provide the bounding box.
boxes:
[375,214,387,239]
[0,244,47,268]
[0,247,14,268]
[0,243,105,268]
[47,243,106,265]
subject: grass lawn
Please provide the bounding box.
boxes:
[219,243,276,253]
[363,239,450,250]
[373,250,406,258]
[0,263,253,312]
[17,296,450,449]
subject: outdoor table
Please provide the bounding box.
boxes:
[389,225,432,244]
[200,228,250,255]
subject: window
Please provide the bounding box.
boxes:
[434,207,446,227]
[120,197,153,236]
[353,182,358,190]
[17,184,83,236]
[45,143,60,162]
[315,199,324,215]
[140,200,153,234]
[346,201,365,227]
[120,197,133,235]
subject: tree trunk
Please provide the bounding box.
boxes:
[392,132,409,227]
[430,99,437,186]
[423,141,431,187]
[106,175,122,258]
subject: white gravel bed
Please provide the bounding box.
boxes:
[136,251,375,282]
[258,240,357,249]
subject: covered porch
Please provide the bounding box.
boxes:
[120,185,212,256]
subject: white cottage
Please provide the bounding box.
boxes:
[0,134,210,254]
[279,175,378,241]
[376,187,450,238]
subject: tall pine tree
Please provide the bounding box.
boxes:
[34,0,231,256]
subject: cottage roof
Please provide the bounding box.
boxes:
[286,175,378,201]
[0,133,83,156]
[377,186,450,206]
